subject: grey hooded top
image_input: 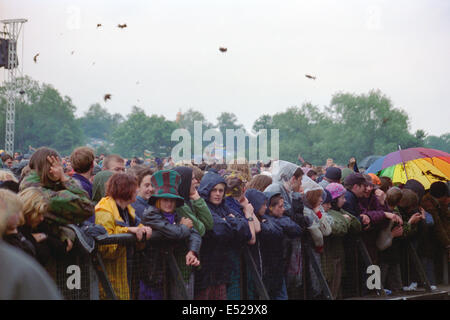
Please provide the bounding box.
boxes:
[264,160,300,212]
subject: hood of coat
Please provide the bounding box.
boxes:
[245,188,267,214]
[173,166,193,204]
[198,171,227,204]
[263,191,282,207]
[271,160,299,183]
[92,170,114,200]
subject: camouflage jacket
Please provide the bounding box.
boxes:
[19,171,95,226]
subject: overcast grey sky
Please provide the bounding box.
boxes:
[1,0,449,136]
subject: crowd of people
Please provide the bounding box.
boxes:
[0,146,449,300]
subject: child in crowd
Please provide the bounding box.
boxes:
[261,191,302,299]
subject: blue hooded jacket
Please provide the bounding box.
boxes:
[245,189,267,215]
[264,191,303,238]
[131,195,150,220]
[260,191,303,296]
[195,171,251,291]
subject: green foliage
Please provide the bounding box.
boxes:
[0,77,443,163]
[424,133,450,153]
[252,90,428,165]
[0,76,84,155]
[111,106,178,158]
[327,90,424,161]
[216,112,245,137]
[177,108,212,133]
[77,103,124,141]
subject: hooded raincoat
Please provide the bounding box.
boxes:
[262,191,303,299]
[194,172,251,296]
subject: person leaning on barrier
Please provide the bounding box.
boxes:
[172,166,214,296]
[130,167,154,220]
[421,181,450,262]
[0,188,62,300]
[323,183,362,299]
[358,174,403,265]
[140,169,201,300]
[194,171,252,300]
[376,187,408,293]
[262,191,303,300]
[264,160,310,297]
[173,166,213,237]
[95,172,152,300]
[223,171,261,300]
[403,180,438,288]
[0,189,35,258]
[17,187,74,267]
[245,188,268,276]
[19,147,95,255]
[302,178,332,298]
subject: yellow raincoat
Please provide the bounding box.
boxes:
[95,196,142,300]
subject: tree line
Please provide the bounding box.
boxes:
[0,76,448,164]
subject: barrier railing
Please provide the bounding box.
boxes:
[48,225,448,300]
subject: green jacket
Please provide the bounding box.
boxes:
[322,208,361,284]
[338,208,362,235]
[327,209,349,236]
[19,171,95,226]
[174,197,213,282]
[175,197,213,237]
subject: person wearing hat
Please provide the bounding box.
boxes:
[421,181,450,263]
[194,171,252,300]
[323,183,362,298]
[367,173,381,187]
[140,169,202,300]
[318,167,342,189]
[342,173,372,227]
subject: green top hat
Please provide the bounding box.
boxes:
[149,169,185,208]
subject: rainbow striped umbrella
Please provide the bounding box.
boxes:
[366,147,450,189]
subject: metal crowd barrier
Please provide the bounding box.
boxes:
[48,225,447,300]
